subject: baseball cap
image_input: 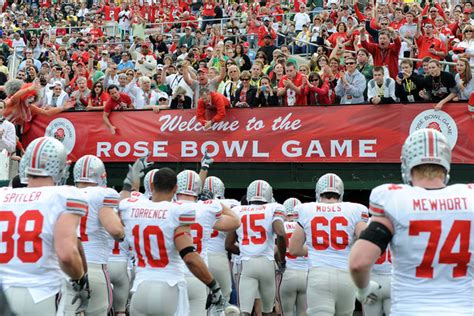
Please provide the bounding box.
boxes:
[141,42,150,48]
[198,68,208,74]
[464,8,472,13]
[263,17,270,22]
[157,64,164,70]
[49,80,62,89]
[264,34,273,39]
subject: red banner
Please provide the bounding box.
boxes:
[22,104,473,163]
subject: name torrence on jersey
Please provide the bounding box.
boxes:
[22,104,473,163]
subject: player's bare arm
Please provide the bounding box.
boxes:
[225,231,240,255]
[213,204,240,232]
[289,224,308,257]
[273,219,287,265]
[55,213,85,279]
[99,206,125,241]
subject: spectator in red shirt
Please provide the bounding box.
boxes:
[360,28,401,79]
[89,21,104,41]
[277,62,307,106]
[257,17,277,47]
[201,0,216,31]
[196,88,230,129]
[103,84,134,134]
[415,21,446,62]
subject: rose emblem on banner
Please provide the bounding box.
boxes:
[44,118,76,154]
[409,109,458,149]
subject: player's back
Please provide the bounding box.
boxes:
[284,221,308,270]
[78,186,120,264]
[120,198,192,290]
[186,199,223,263]
[0,186,87,301]
[208,198,240,253]
[297,201,368,269]
[370,183,474,315]
[234,202,284,260]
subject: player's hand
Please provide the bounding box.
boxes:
[70,273,90,313]
[356,281,381,305]
[198,189,214,201]
[276,259,286,275]
[124,156,153,188]
[201,149,213,170]
[206,280,224,310]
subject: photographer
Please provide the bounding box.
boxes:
[170,86,192,109]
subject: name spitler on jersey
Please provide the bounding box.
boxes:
[295,201,369,270]
[369,183,474,315]
[0,186,88,303]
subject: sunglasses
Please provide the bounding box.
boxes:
[310,78,319,82]
[345,62,355,65]
[159,98,167,101]
[465,30,473,33]
[241,78,250,81]
[95,85,103,88]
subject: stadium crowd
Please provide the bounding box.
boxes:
[0,0,474,130]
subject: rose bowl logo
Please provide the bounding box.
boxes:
[45,118,76,154]
[409,109,458,149]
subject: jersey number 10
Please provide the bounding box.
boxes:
[132,225,169,268]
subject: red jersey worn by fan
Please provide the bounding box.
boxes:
[278,72,307,106]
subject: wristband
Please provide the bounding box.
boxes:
[206,279,220,292]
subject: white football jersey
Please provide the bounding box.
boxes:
[108,238,132,262]
[182,199,223,275]
[296,202,368,270]
[234,203,285,261]
[120,197,195,290]
[208,198,240,254]
[284,221,309,270]
[78,186,120,264]
[0,186,87,303]
[369,183,474,315]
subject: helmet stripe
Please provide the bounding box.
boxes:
[31,138,48,169]
[256,181,261,197]
[427,129,435,157]
[187,171,193,191]
[209,178,213,193]
[329,174,333,188]
[82,156,90,178]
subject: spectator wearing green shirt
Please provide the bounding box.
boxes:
[178,27,197,49]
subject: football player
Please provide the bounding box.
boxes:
[289,173,368,316]
[0,137,89,315]
[278,197,308,316]
[120,168,235,315]
[60,155,125,316]
[175,170,240,315]
[226,180,287,316]
[204,176,240,302]
[349,129,474,315]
